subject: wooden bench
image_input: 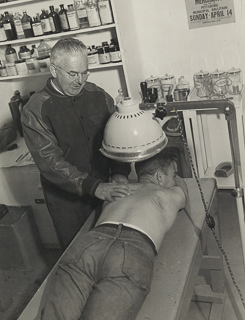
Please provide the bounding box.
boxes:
[17,178,225,320]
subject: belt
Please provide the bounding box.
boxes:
[96,223,156,255]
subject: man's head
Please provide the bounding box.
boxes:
[135,151,177,188]
[50,38,89,96]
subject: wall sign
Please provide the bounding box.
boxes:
[185,0,235,29]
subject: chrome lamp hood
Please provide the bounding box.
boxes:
[100,97,168,162]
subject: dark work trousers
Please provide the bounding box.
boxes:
[42,182,102,250]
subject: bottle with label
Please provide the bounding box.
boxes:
[49,6,62,33]
[5,44,17,63]
[30,44,38,57]
[40,8,52,35]
[2,11,16,40]
[37,39,51,57]
[87,45,99,64]
[0,14,7,42]
[86,1,101,27]
[13,12,25,39]
[75,0,89,29]
[18,45,31,60]
[98,45,110,64]
[21,10,34,38]
[59,4,70,32]
[32,16,43,36]
[98,0,113,25]
[115,88,124,106]
[67,4,79,30]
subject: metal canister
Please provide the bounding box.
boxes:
[210,69,227,95]
[145,75,162,99]
[160,74,176,99]
[226,67,243,95]
[193,70,212,98]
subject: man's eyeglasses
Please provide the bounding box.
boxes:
[52,64,90,79]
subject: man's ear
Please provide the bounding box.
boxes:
[156,170,165,183]
[50,65,57,78]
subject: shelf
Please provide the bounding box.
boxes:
[0,24,116,46]
[0,0,38,8]
[0,61,123,80]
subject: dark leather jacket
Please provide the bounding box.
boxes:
[21,79,130,197]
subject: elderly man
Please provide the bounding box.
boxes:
[21,38,131,249]
[41,151,188,320]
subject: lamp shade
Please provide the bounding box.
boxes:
[100,97,168,162]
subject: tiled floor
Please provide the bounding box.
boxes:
[1,190,245,320]
[188,190,245,320]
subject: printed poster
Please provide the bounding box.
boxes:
[185,0,235,29]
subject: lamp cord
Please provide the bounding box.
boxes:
[174,109,245,309]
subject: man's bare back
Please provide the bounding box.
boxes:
[96,171,187,252]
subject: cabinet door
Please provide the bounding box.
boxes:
[0,165,59,247]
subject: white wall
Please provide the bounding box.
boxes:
[114,0,244,100]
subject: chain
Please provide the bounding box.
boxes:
[174,109,245,309]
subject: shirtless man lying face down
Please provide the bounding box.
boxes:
[41,151,188,320]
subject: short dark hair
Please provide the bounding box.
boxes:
[135,151,176,177]
[50,37,87,65]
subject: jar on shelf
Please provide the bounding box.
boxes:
[145,75,162,99]
[40,8,52,35]
[15,59,28,75]
[37,40,51,57]
[25,57,40,74]
[13,12,25,39]
[37,55,50,73]
[87,46,99,64]
[21,10,34,38]
[193,70,212,98]
[109,45,121,62]
[86,1,101,27]
[32,16,43,37]
[226,67,243,95]
[160,74,176,99]
[5,62,17,76]
[0,14,7,42]
[49,5,62,33]
[75,0,89,29]
[18,45,31,60]
[98,45,110,64]
[30,44,38,57]
[0,61,7,77]
[67,4,80,30]
[5,44,17,63]
[59,4,70,32]
[210,69,227,96]
[3,11,16,40]
[176,76,190,101]
[98,0,113,25]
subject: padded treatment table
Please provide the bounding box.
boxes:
[17,178,225,320]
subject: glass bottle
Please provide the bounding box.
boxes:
[30,44,38,57]
[37,39,51,57]
[18,45,31,60]
[0,14,7,42]
[67,4,80,30]
[21,10,34,38]
[74,0,89,29]
[59,4,70,32]
[5,44,17,63]
[86,1,101,27]
[32,16,43,36]
[115,88,124,106]
[40,8,52,35]
[13,12,25,39]
[2,11,16,40]
[49,6,62,33]
[98,0,113,25]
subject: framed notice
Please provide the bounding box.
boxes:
[185,0,235,29]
